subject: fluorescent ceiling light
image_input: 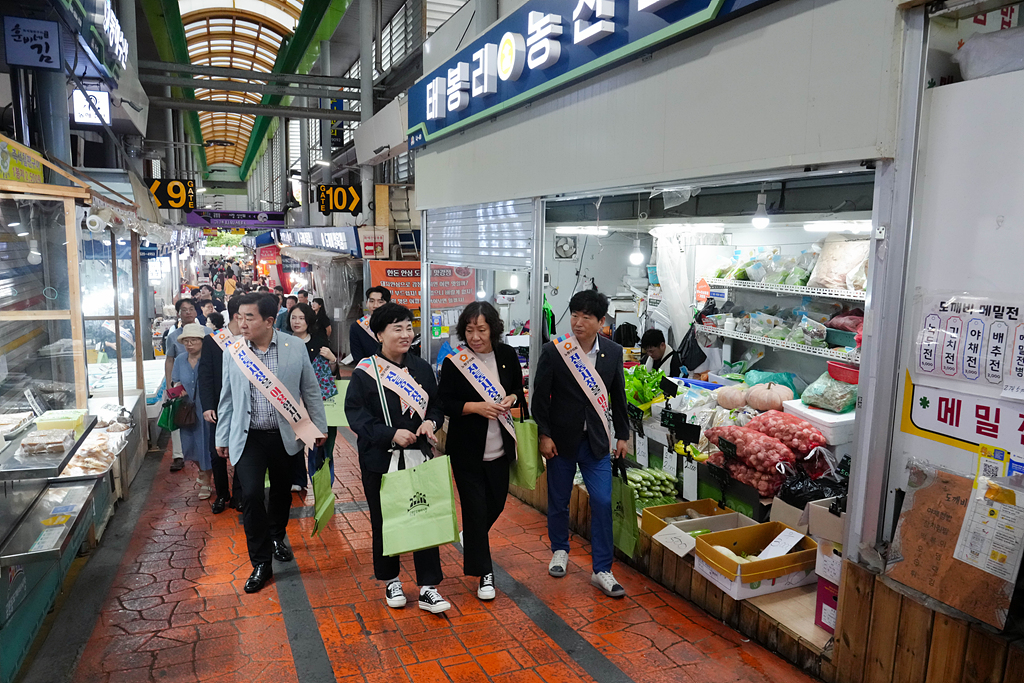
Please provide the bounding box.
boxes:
[315,160,331,167]
[804,220,872,234]
[16,232,28,237]
[555,226,608,236]
[197,188,207,193]
[9,222,20,227]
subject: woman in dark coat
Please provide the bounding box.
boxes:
[438,301,524,601]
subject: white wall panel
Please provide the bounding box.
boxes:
[414,0,901,209]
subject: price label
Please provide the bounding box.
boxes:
[682,457,698,501]
[719,438,738,460]
[146,178,195,213]
[653,524,696,558]
[663,449,678,478]
[635,434,649,467]
[317,184,362,216]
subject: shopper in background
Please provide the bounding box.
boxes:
[296,290,309,305]
[197,300,217,327]
[216,293,328,594]
[164,299,213,473]
[640,329,683,378]
[438,301,523,601]
[275,295,298,333]
[171,324,214,500]
[532,290,630,598]
[289,303,339,487]
[224,272,237,296]
[345,303,448,614]
[349,286,391,364]
[198,284,225,312]
[311,297,333,338]
[199,298,242,514]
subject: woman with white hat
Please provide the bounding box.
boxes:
[172,323,214,500]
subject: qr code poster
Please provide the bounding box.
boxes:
[914,291,1024,391]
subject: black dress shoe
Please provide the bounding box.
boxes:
[272,540,294,562]
[231,498,244,513]
[211,497,228,514]
[244,563,273,593]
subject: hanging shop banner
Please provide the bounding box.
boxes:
[146,178,195,213]
[278,227,359,255]
[0,140,43,183]
[186,210,285,229]
[46,0,128,83]
[406,0,780,148]
[368,261,476,308]
[3,17,62,71]
[317,184,362,216]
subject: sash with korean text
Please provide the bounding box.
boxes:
[554,334,613,451]
[355,355,428,420]
[357,315,377,341]
[445,346,516,440]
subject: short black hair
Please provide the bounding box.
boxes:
[457,301,504,347]
[175,298,196,313]
[297,290,309,297]
[200,284,213,293]
[569,290,609,320]
[290,303,318,333]
[365,286,391,302]
[257,286,270,292]
[189,288,200,297]
[369,302,413,334]
[207,311,225,329]
[237,293,278,321]
[227,296,242,318]
[640,329,666,350]
[201,300,216,310]
[285,295,298,304]
[274,285,284,293]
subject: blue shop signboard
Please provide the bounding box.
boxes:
[407,0,777,149]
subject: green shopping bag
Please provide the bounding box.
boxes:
[310,446,334,536]
[157,398,180,432]
[510,404,544,490]
[380,452,459,556]
[611,458,639,557]
[323,380,349,427]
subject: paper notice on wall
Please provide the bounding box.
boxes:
[954,477,1024,583]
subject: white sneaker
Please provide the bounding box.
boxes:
[591,571,625,598]
[385,580,406,608]
[418,586,451,614]
[477,573,496,601]
[548,550,569,577]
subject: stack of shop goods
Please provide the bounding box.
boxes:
[60,430,124,477]
[624,468,679,512]
[703,303,863,351]
[0,411,35,438]
[19,429,75,454]
[712,236,869,292]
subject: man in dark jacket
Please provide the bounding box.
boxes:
[532,290,630,598]
[198,296,242,514]
[349,286,390,364]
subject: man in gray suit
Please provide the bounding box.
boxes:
[216,293,328,593]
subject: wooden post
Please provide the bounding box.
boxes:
[648,538,664,584]
[834,560,878,683]
[661,547,678,592]
[924,613,969,683]
[863,578,903,683]
[891,594,934,683]
[1002,640,1024,683]
[962,625,1008,683]
[674,556,692,600]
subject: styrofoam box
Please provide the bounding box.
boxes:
[782,400,856,445]
[694,556,817,601]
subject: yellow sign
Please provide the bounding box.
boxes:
[0,141,43,183]
[41,514,71,526]
[230,229,246,235]
[317,184,362,216]
[146,178,196,212]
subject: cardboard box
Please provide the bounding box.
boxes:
[640,499,732,535]
[815,540,843,585]
[672,511,758,536]
[815,577,839,634]
[807,497,846,544]
[694,522,818,600]
[770,497,809,534]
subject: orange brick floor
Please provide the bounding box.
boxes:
[63,429,818,683]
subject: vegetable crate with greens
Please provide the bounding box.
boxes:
[625,468,680,513]
[625,366,666,407]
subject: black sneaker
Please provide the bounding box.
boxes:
[418,586,451,614]
[477,573,496,601]
[385,580,406,608]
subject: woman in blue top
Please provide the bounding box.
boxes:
[171,323,213,500]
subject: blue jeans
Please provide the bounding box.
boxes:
[546,439,613,573]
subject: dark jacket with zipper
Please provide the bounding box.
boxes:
[438,343,525,467]
[344,352,444,474]
[198,333,225,450]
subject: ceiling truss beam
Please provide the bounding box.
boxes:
[139,59,360,89]
[148,96,361,120]
[140,74,360,100]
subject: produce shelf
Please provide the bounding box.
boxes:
[706,278,867,302]
[695,324,861,364]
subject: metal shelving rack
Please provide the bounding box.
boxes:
[705,278,867,302]
[695,324,861,365]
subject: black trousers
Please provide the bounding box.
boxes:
[210,448,240,501]
[234,429,293,566]
[361,467,443,587]
[452,455,509,576]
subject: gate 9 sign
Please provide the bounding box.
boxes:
[146,178,195,213]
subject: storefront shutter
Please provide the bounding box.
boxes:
[424,199,534,270]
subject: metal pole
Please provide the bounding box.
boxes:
[528,198,544,402]
[360,0,374,228]
[176,112,186,180]
[299,101,311,228]
[9,69,30,145]
[131,231,144,389]
[282,121,291,220]
[420,209,431,367]
[36,70,73,185]
[320,39,333,226]
[110,229,125,405]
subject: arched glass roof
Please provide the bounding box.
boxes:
[182,5,298,166]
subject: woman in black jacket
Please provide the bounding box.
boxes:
[344,303,448,614]
[438,301,524,601]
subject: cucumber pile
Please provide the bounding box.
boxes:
[624,468,679,513]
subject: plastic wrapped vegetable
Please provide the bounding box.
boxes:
[801,372,858,413]
[746,410,826,457]
[625,365,666,405]
[785,316,829,348]
[708,450,787,497]
[784,249,820,286]
[744,370,800,396]
[705,425,796,473]
[749,312,778,337]
[807,236,870,291]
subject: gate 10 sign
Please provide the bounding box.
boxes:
[146,178,195,213]
[317,184,361,216]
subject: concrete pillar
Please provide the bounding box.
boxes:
[475,0,498,39]
[281,121,290,220]
[299,101,311,228]
[36,70,72,185]
[118,0,138,72]
[360,0,374,227]
[320,40,333,225]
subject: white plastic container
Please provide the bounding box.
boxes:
[782,399,856,445]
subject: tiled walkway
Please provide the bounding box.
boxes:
[60,426,817,683]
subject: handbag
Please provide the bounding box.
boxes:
[175,398,197,428]
[310,444,334,536]
[158,398,180,432]
[311,354,339,401]
[510,402,544,490]
[611,458,640,557]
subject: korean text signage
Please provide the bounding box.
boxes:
[914,292,1024,400]
[146,178,195,212]
[369,261,477,309]
[0,141,43,183]
[317,184,362,216]
[186,210,285,229]
[278,227,358,255]
[3,17,62,71]
[407,0,778,148]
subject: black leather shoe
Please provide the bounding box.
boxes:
[244,563,273,593]
[231,498,244,513]
[272,540,294,562]
[211,497,228,514]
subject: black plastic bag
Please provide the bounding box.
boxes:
[677,300,717,373]
[777,469,847,510]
